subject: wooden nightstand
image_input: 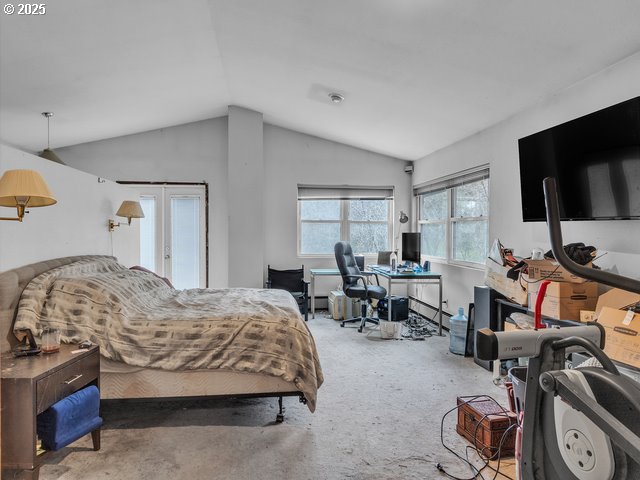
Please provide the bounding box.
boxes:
[1,344,100,480]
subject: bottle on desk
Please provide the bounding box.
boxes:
[390,251,398,272]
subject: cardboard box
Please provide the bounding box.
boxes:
[597,306,640,369]
[527,281,597,321]
[595,288,640,316]
[484,260,527,306]
[580,310,596,323]
[524,259,591,283]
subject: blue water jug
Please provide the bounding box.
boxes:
[449,307,468,355]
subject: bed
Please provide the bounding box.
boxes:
[0,256,323,420]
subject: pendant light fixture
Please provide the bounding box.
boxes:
[39,112,65,165]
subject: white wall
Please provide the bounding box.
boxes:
[412,52,640,315]
[57,112,412,292]
[228,106,264,288]
[0,144,139,272]
[264,124,413,296]
[56,117,230,287]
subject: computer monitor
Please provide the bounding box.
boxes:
[377,251,392,266]
[402,232,421,264]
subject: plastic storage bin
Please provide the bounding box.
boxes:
[508,366,527,416]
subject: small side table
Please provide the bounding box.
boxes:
[1,344,100,480]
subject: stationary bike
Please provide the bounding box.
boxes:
[476,177,640,479]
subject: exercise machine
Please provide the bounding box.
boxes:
[476,177,640,479]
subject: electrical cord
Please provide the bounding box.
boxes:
[402,312,435,339]
[436,395,516,480]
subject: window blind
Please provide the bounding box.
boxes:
[297,184,394,200]
[413,165,489,196]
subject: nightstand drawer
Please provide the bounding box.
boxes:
[36,352,99,414]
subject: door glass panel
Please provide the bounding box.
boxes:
[171,197,200,289]
[139,196,156,272]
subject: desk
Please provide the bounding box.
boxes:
[309,269,377,319]
[369,266,444,336]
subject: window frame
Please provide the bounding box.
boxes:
[297,198,394,257]
[416,170,489,269]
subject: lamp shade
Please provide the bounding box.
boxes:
[116,201,144,220]
[39,148,66,165]
[0,169,57,208]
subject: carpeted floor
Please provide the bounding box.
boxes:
[39,314,512,480]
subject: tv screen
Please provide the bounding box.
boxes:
[518,96,640,221]
[402,232,421,264]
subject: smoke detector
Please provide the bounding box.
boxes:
[328,93,344,104]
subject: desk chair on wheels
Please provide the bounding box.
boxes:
[334,242,387,332]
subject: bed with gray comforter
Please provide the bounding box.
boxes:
[14,257,323,411]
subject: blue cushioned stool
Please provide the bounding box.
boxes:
[37,385,103,451]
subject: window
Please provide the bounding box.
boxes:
[297,185,393,255]
[415,167,489,266]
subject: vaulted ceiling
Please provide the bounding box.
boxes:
[2,0,640,160]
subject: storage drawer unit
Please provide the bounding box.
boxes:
[1,344,100,478]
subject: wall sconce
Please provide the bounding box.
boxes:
[0,169,57,222]
[109,201,144,231]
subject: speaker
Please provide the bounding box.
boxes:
[473,286,506,371]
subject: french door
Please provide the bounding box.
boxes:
[136,185,207,289]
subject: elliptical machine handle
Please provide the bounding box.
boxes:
[552,335,619,375]
[544,177,640,293]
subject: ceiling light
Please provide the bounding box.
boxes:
[328,93,344,104]
[39,112,65,165]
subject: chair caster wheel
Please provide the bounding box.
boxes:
[340,323,345,327]
[358,327,363,333]
[276,413,284,423]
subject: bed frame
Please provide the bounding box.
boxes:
[0,256,306,422]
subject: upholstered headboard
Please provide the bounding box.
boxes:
[0,255,114,353]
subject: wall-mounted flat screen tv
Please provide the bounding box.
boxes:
[518,96,640,221]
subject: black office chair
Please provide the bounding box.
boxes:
[334,242,387,332]
[266,265,309,321]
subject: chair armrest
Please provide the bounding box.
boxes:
[362,271,380,285]
[302,280,309,295]
[345,275,369,295]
